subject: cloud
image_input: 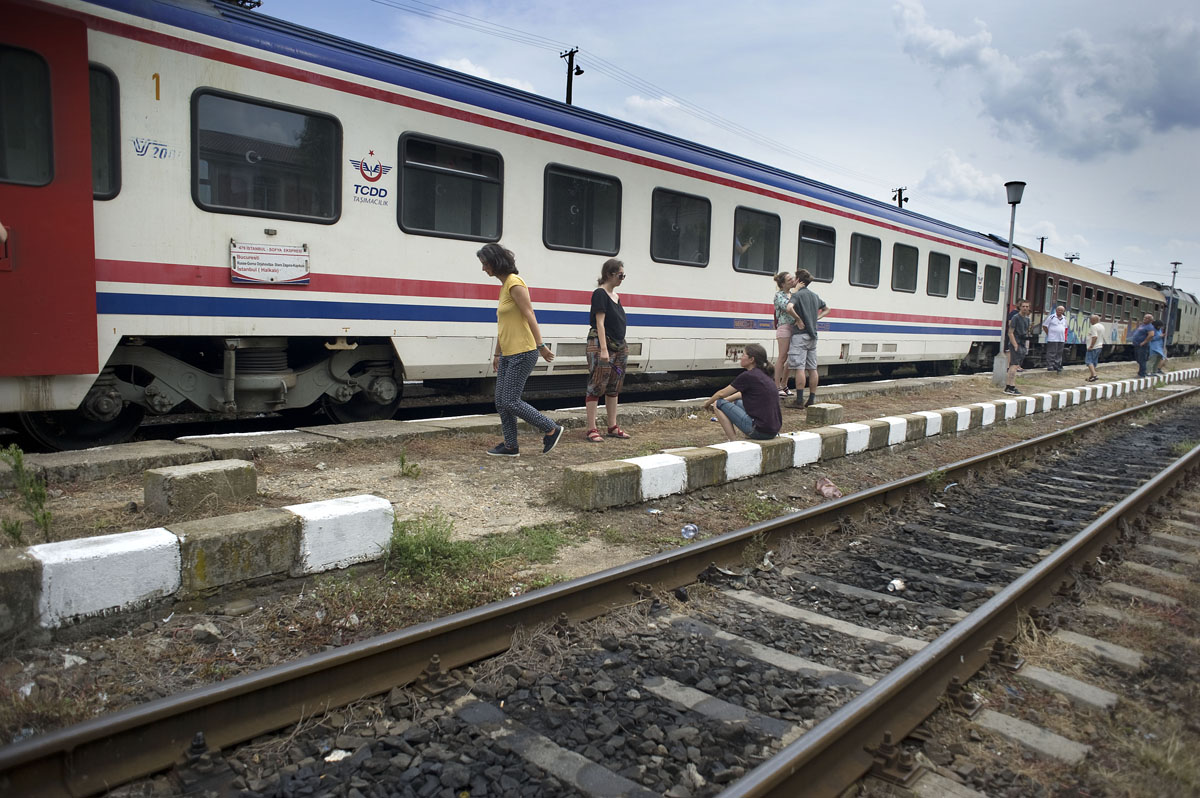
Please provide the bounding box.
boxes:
[435,57,535,93]
[894,0,1200,160]
[916,150,1003,203]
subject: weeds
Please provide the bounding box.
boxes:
[397,451,421,479]
[1170,439,1199,456]
[925,467,947,490]
[740,495,779,523]
[0,445,51,544]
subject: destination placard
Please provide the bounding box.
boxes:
[230,241,310,285]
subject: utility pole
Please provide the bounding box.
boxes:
[1109,260,1115,276]
[1064,252,1079,263]
[560,48,583,105]
[1037,236,1047,252]
[891,187,908,209]
[1165,261,1181,344]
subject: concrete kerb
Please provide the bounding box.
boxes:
[558,373,1158,509]
[2,493,396,635]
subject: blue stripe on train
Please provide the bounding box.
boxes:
[97,292,997,336]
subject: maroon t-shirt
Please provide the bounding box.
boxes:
[731,368,782,435]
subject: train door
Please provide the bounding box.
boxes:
[0,5,98,377]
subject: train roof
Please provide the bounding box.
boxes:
[85,0,1010,258]
[1141,281,1199,305]
[1017,249,1163,302]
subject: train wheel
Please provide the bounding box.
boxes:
[17,405,146,452]
[319,387,403,424]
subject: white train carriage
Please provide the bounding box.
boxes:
[0,0,1017,449]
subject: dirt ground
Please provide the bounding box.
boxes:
[0,361,1195,745]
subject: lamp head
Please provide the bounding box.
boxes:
[1005,181,1026,205]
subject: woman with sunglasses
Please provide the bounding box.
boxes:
[584,258,630,442]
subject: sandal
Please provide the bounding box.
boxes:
[585,428,604,443]
[607,425,631,439]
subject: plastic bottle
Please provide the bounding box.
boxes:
[681,523,699,540]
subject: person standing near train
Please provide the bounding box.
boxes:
[772,271,797,396]
[1042,304,1068,372]
[478,244,564,457]
[584,258,631,442]
[1004,300,1032,395]
[1085,313,1105,382]
[786,269,829,407]
[1130,313,1155,377]
[1147,320,1167,376]
[702,343,781,442]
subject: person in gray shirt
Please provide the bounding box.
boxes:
[785,268,830,407]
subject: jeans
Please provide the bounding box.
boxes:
[715,398,775,440]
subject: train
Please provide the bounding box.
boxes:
[0,0,1194,450]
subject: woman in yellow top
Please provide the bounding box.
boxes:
[478,244,564,457]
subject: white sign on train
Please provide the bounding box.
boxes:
[230,241,310,285]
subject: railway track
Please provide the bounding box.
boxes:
[2,389,1197,797]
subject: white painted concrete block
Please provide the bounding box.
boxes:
[945,407,971,432]
[876,416,907,445]
[996,399,1017,420]
[782,431,822,467]
[1021,397,1036,414]
[30,528,181,628]
[914,410,942,436]
[624,453,687,500]
[832,422,870,454]
[1034,393,1053,412]
[709,441,762,481]
[286,494,395,576]
[1067,388,1081,405]
[970,403,996,426]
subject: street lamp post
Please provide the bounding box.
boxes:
[993,181,1026,386]
[1165,261,1181,346]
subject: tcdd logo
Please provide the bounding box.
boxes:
[355,185,388,197]
[349,150,392,183]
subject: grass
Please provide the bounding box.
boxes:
[1170,439,1199,456]
[0,444,52,545]
[397,451,421,479]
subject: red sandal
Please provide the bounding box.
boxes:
[607,425,631,439]
[585,428,604,443]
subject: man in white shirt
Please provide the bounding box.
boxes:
[1042,305,1068,372]
[1085,314,1105,382]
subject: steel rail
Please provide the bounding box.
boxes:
[0,387,1195,797]
[722,388,1200,798]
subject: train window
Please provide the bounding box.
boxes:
[956,259,977,301]
[1056,280,1069,305]
[1011,269,1024,305]
[0,46,52,186]
[1070,283,1081,312]
[400,134,500,240]
[1122,296,1131,320]
[848,234,881,288]
[543,164,620,255]
[732,206,780,274]
[651,188,709,266]
[891,244,918,293]
[1106,292,1114,318]
[1084,287,1093,313]
[193,91,340,222]
[1115,295,1124,320]
[798,222,835,282]
[926,252,950,296]
[982,264,1001,303]
[90,65,120,200]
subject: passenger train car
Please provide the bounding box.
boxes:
[1013,250,1167,364]
[0,0,1071,450]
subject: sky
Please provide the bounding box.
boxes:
[262,0,1200,299]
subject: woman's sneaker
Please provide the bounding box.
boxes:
[1003,385,1021,395]
[542,425,564,454]
[486,443,519,457]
